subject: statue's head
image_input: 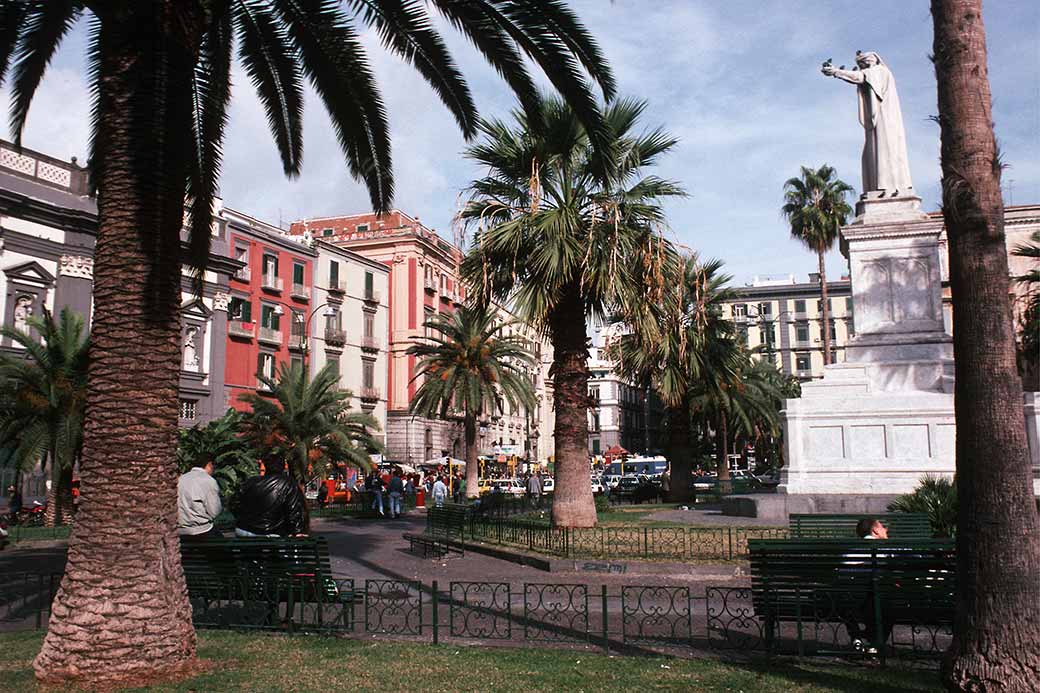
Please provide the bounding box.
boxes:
[855,51,882,68]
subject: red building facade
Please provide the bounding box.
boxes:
[225,208,315,410]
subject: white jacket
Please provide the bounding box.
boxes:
[177,467,222,535]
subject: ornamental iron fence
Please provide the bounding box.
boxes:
[1,572,952,664]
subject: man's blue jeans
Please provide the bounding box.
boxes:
[371,491,384,515]
[389,492,402,517]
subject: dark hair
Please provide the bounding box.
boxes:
[194,451,212,468]
[856,517,878,538]
[263,453,285,475]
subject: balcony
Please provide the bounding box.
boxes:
[361,335,381,351]
[233,266,251,282]
[328,280,345,295]
[793,339,812,349]
[228,320,254,339]
[360,386,381,402]
[795,369,815,379]
[790,311,808,321]
[732,313,748,324]
[288,333,305,351]
[261,274,283,292]
[324,328,346,347]
[423,276,436,293]
[291,283,309,301]
[363,289,380,305]
[258,327,282,346]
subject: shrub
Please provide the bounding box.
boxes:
[887,475,957,538]
[594,494,612,514]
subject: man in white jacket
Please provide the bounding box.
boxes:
[178,455,223,539]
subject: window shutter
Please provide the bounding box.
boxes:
[242,299,252,323]
[365,271,373,295]
[294,263,304,284]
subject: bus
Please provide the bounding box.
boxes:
[606,455,668,477]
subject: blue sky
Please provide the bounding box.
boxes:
[5,1,1038,284]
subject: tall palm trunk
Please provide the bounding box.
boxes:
[549,286,596,527]
[43,458,74,528]
[34,9,201,684]
[817,249,831,366]
[463,413,479,500]
[930,1,1040,688]
[665,402,693,502]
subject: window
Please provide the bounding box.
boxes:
[732,303,747,317]
[794,299,806,314]
[588,386,600,401]
[845,296,853,313]
[591,438,601,455]
[364,271,374,298]
[362,360,374,389]
[758,302,772,317]
[229,296,251,322]
[235,244,249,263]
[796,323,810,343]
[796,353,811,372]
[258,353,275,381]
[326,356,339,380]
[357,224,369,232]
[762,323,776,347]
[262,253,278,278]
[291,309,305,338]
[179,399,197,421]
[828,320,837,339]
[738,326,749,345]
[590,411,600,432]
[326,309,341,332]
[291,355,303,371]
[260,304,280,330]
[329,260,340,288]
[817,298,832,312]
[364,312,374,339]
[322,228,333,237]
[293,262,305,285]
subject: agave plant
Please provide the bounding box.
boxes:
[887,475,957,538]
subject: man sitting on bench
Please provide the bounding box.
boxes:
[234,453,307,538]
[842,517,893,654]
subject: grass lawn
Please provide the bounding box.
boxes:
[0,630,942,692]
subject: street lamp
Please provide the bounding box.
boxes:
[294,303,339,370]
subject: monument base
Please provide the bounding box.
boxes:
[722,493,902,521]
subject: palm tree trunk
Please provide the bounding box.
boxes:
[818,250,831,366]
[930,1,1040,687]
[43,453,57,528]
[34,10,200,684]
[548,287,596,527]
[715,414,731,495]
[665,402,693,502]
[463,414,479,500]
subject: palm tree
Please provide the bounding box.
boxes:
[0,308,89,527]
[1,2,613,682]
[781,165,853,366]
[176,409,258,511]
[930,1,1040,686]
[610,255,737,501]
[1012,231,1039,389]
[240,363,381,483]
[460,95,683,527]
[407,304,536,500]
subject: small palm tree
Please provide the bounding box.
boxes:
[461,95,683,526]
[176,409,259,511]
[407,305,536,500]
[0,308,89,526]
[781,165,853,366]
[240,363,381,483]
[888,475,957,538]
[2,2,613,680]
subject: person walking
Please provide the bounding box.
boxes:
[233,454,307,537]
[177,453,223,540]
[432,476,448,508]
[367,470,386,517]
[527,471,542,509]
[388,468,405,519]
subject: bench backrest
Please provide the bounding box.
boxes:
[180,536,334,592]
[426,504,471,537]
[789,513,933,539]
[748,538,955,615]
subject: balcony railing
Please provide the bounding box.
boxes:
[228,320,254,339]
[360,386,380,401]
[258,327,282,345]
[361,335,380,351]
[363,290,380,304]
[261,274,283,292]
[328,280,345,294]
[423,277,436,292]
[291,283,309,301]
[288,333,305,350]
[233,266,251,282]
[325,328,346,347]
[795,369,815,379]
[790,311,808,320]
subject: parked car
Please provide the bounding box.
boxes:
[491,479,526,496]
[590,478,605,494]
[542,477,555,493]
[614,475,660,503]
[603,474,622,489]
[692,475,717,491]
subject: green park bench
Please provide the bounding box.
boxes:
[789,513,933,539]
[748,538,956,653]
[180,536,354,629]
[403,503,471,558]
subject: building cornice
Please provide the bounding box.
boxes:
[0,188,97,236]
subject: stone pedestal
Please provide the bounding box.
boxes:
[780,195,957,500]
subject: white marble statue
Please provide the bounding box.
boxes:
[13,296,33,336]
[183,326,200,370]
[822,51,914,197]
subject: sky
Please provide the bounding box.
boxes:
[5,1,1038,285]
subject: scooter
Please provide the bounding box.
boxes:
[15,500,47,527]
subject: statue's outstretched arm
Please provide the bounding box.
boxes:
[827,67,865,85]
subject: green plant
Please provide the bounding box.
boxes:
[176,409,259,509]
[594,494,611,514]
[887,475,957,538]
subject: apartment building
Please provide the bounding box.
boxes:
[722,275,854,380]
[223,208,315,410]
[310,240,389,444]
[289,211,553,466]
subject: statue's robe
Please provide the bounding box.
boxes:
[855,63,914,194]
